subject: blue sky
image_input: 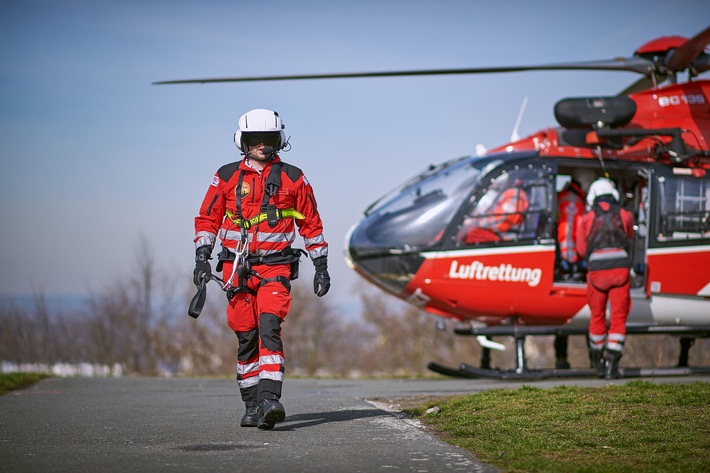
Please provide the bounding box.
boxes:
[1,0,708,315]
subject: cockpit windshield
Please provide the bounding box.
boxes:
[355,156,497,249]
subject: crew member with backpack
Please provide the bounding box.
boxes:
[576,177,634,379]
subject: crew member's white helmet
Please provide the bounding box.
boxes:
[234,108,287,151]
[573,168,597,193]
[586,177,620,206]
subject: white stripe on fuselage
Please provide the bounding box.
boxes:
[646,244,710,255]
[422,244,554,259]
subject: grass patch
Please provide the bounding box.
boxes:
[0,372,50,395]
[409,381,710,472]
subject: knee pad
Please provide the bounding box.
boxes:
[236,329,259,361]
[259,313,283,353]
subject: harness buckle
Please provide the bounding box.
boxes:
[266,204,279,227]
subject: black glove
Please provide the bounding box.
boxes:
[193,245,212,287]
[313,256,330,297]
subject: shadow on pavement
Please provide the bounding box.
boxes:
[273,408,388,431]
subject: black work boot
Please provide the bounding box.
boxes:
[604,351,622,379]
[590,349,605,378]
[257,399,286,430]
[240,404,260,427]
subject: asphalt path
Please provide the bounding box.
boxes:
[2,376,708,472]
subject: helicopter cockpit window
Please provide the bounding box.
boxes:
[456,164,552,245]
[358,157,486,248]
[655,174,710,242]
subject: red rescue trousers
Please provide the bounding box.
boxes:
[586,267,631,353]
[222,261,291,404]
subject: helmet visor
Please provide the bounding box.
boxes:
[242,132,280,147]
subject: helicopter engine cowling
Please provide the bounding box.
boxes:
[554,96,637,129]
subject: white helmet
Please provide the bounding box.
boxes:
[586,177,619,206]
[233,108,287,152]
[573,168,597,193]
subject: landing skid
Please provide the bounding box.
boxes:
[428,323,710,380]
[428,362,710,380]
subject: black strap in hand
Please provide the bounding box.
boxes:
[188,280,207,319]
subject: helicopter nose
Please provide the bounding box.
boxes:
[345,217,425,296]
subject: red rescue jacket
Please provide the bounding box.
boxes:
[194,156,328,261]
[576,199,634,270]
[557,182,586,264]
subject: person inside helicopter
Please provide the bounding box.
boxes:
[556,168,597,282]
[457,176,530,243]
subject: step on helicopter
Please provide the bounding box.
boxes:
[157,25,710,380]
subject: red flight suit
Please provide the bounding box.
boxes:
[194,155,328,404]
[576,199,634,353]
[557,181,586,266]
[462,187,530,243]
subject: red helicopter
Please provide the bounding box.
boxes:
[156,26,710,379]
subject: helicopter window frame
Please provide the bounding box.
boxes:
[363,155,473,217]
[651,170,710,244]
[448,156,555,248]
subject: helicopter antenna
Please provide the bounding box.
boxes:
[510,96,529,142]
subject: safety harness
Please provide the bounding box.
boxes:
[225,162,306,228]
[226,208,305,229]
[221,161,307,299]
[586,199,631,271]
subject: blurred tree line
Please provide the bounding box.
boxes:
[1,240,708,378]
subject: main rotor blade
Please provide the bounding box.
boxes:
[665,25,710,72]
[153,57,654,85]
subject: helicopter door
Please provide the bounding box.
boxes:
[647,166,710,299]
[551,163,651,287]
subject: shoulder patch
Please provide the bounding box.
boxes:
[217,162,239,182]
[211,175,220,187]
[280,162,304,183]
